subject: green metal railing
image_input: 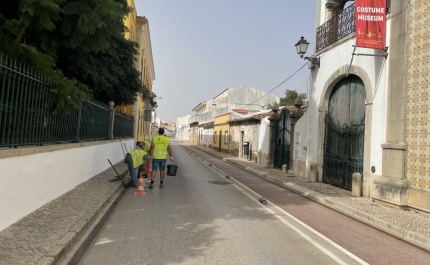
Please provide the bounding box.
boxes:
[78,100,110,141]
[0,55,133,147]
[113,112,133,138]
[0,55,52,146]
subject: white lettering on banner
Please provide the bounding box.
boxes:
[356,7,385,13]
[357,15,384,21]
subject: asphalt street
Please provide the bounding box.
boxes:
[73,142,429,265]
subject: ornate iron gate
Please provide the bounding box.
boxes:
[274,109,291,169]
[323,75,365,190]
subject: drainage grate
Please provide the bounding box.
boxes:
[208,180,232,185]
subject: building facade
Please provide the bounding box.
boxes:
[188,85,280,146]
[293,0,430,212]
[133,16,155,142]
[228,112,269,164]
[176,114,192,141]
[404,0,430,211]
[295,0,391,194]
[117,1,155,142]
[213,114,230,153]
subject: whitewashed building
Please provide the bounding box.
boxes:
[176,114,191,141]
[293,1,416,208]
[189,85,279,149]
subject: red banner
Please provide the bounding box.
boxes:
[355,0,386,50]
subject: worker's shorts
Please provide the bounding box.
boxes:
[152,159,167,171]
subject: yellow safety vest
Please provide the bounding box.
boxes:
[152,136,169,160]
[143,141,151,152]
[128,149,147,168]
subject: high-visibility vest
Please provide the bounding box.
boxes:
[143,141,151,152]
[152,136,169,159]
[128,149,147,168]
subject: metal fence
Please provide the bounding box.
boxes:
[316,3,356,52]
[0,55,133,148]
[113,112,134,138]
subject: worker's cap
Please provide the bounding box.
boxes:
[136,142,143,147]
[158,128,165,134]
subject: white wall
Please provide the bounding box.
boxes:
[369,54,388,175]
[258,117,270,155]
[294,111,309,161]
[0,139,133,232]
[176,115,191,127]
[197,127,203,145]
[256,117,270,165]
[176,125,190,142]
[203,128,213,147]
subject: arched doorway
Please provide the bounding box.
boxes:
[323,75,365,190]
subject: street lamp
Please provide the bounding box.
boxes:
[295,36,320,67]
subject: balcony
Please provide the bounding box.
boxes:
[188,115,198,124]
[316,3,355,52]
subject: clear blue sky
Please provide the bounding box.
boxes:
[134,0,317,122]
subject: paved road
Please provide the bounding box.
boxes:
[74,143,429,265]
[186,145,430,265]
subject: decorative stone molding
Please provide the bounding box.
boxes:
[381,143,407,150]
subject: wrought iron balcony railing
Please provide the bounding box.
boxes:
[316,3,356,52]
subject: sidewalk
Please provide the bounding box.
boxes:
[0,162,128,265]
[183,143,430,252]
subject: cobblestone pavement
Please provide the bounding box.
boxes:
[0,163,128,265]
[183,142,430,251]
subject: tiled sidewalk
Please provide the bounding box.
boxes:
[0,163,128,265]
[182,142,430,252]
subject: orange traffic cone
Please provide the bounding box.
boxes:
[134,174,146,195]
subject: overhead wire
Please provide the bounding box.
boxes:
[239,62,309,110]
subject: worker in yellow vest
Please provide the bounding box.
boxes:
[125,142,148,188]
[135,141,150,179]
[143,140,151,152]
[148,128,173,188]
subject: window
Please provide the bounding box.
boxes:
[214,132,217,143]
[224,131,228,144]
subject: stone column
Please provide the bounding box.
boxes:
[108,101,115,140]
[325,1,339,44]
[267,103,280,168]
[325,1,339,21]
[374,0,409,206]
[289,97,304,170]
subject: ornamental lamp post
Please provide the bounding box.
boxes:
[294,36,320,68]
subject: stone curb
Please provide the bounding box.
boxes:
[37,179,126,265]
[182,144,430,252]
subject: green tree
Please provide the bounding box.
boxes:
[0,0,131,110]
[279,89,308,107]
[57,36,154,106]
